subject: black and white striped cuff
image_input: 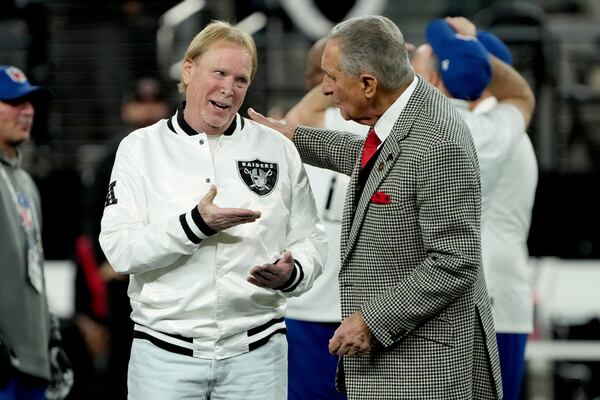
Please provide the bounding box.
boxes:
[275,259,304,292]
[179,207,217,244]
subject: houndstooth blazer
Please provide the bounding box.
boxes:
[294,77,503,400]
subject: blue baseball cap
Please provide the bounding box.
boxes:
[425,19,491,100]
[0,65,52,102]
[476,31,513,65]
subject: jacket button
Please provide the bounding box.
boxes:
[205,178,211,183]
[199,139,204,145]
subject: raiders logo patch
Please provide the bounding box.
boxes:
[237,159,278,196]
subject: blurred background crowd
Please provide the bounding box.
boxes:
[2,0,600,399]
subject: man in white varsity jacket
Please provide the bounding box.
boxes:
[99,21,327,400]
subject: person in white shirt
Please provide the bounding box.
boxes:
[412,17,537,400]
[99,21,327,400]
[284,39,368,400]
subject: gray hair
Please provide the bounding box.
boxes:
[328,15,414,90]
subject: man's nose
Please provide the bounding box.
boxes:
[221,77,234,95]
[20,101,35,115]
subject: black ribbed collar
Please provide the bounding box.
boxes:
[169,101,241,136]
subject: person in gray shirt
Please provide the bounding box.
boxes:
[0,64,72,400]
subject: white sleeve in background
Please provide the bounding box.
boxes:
[278,144,328,298]
[324,107,370,135]
[453,100,525,213]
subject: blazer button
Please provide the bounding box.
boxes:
[378,162,384,171]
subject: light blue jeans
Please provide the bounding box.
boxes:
[128,334,287,400]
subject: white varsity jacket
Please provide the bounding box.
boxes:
[99,105,327,359]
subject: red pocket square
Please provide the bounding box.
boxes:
[371,191,390,205]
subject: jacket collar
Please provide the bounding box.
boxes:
[0,147,21,168]
[167,101,244,137]
[341,76,431,265]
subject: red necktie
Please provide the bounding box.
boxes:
[361,127,381,168]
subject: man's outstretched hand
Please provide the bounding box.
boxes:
[247,108,296,141]
[248,250,295,289]
[198,185,261,232]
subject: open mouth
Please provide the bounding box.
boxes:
[18,122,32,131]
[210,100,231,110]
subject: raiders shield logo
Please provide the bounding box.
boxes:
[237,159,278,196]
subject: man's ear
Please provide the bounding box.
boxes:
[182,59,193,86]
[430,70,452,98]
[361,74,377,98]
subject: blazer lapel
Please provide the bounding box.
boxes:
[340,78,428,266]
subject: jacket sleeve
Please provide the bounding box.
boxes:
[471,104,524,212]
[294,126,364,176]
[99,137,215,274]
[276,145,328,298]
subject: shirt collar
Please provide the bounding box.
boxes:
[472,96,498,114]
[449,97,471,111]
[168,101,243,137]
[373,75,418,144]
[0,147,21,168]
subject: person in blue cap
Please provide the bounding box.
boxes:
[0,65,73,400]
[412,17,537,400]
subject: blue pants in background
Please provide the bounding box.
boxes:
[286,318,346,400]
[496,332,528,400]
[0,376,45,400]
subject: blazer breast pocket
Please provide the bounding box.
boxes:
[367,195,408,215]
[370,191,390,205]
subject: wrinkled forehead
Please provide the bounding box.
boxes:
[321,40,342,71]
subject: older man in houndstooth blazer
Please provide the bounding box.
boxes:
[250,15,502,400]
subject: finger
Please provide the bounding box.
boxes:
[221,215,260,224]
[256,266,279,277]
[349,342,366,357]
[255,272,273,283]
[337,342,353,357]
[280,250,292,264]
[224,218,259,228]
[248,267,274,282]
[246,276,261,286]
[223,208,261,219]
[204,184,217,203]
[247,273,266,287]
[263,264,285,276]
[227,207,259,216]
[249,273,273,288]
[247,108,267,123]
[247,267,266,279]
[328,336,341,354]
[248,108,284,128]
